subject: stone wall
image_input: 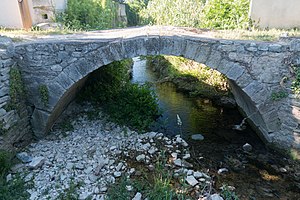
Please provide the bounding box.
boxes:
[0,37,32,151]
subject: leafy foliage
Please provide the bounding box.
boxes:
[202,0,250,29]
[0,151,31,200]
[58,0,123,30]
[6,67,25,111]
[292,66,300,95]
[146,55,229,98]
[140,0,203,27]
[271,90,288,101]
[38,85,49,106]
[80,59,160,131]
[130,0,250,29]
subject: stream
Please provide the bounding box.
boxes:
[131,57,300,199]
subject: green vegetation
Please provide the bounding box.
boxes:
[132,0,250,30]
[0,120,7,135]
[147,55,229,99]
[107,151,189,199]
[38,85,49,107]
[292,66,300,95]
[271,90,288,101]
[201,0,250,29]
[0,150,31,200]
[221,185,239,200]
[60,119,74,133]
[58,0,124,30]
[56,179,82,200]
[140,0,203,27]
[79,59,160,131]
[5,67,25,111]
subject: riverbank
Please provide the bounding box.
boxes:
[145,56,236,108]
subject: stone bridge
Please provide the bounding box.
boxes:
[1,26,300,155]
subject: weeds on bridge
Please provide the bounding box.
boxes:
[5,67,26,112]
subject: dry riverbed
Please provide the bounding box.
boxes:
[7,103,224,200]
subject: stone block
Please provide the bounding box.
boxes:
[184,40,201,60]
[144,36,161,55]
[290,40,300,52]
[242,81,263,97]
[54,71,75,90]
[205,49,222,69]
[226,64,245,81]
[31,109,50,138]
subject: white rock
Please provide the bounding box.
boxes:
[28,156,45,169]
[126,185,133,191]
[187,170,194,175]
[114,171,122,177]
[116,163,123,171]
[100,186,108,192]
[193,171,203,178]
[94,187,100,194]
[210,194,224,200]
[183,153,191,159]
[148,146,158,155]
[171,152,178,159]
[132,192,142,200]
[6,174,12,182]
[79,192,91,200]
[75,163,84,170]
[217,168,228,174]
[173,159,193,168]
[242,143,252,152]
[185,175,199,186]
[110,146,117,151]
[136,154,146,162]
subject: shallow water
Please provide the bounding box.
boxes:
[131,57,300,199]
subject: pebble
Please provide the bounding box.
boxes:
[210,194,224,200]
[126,185,133,191]
[173,159,193,168]
[113,171,122,177]
[218,168,229,174]
[191,134,204,141]
[17,152,32,163]
[242,143,253,152]
[136,154,146,162]
[132,192,142,200]
[186,175,199,186]
[6,174,12,182]
[28,157,45,169]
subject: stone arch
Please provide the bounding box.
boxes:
[14,35,282,145]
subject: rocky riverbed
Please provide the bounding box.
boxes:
[7,103,224,200]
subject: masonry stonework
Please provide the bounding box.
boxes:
[0,26,299,154]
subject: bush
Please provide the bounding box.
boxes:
[132,0,250,30]
[104,83,160,131]
[59,0,121,30]
[140,0,203,27]
[80,59,160,131]
[201,0,250,29]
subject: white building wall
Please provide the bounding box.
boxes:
[250,0,300,29]
[0,0,23,28]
